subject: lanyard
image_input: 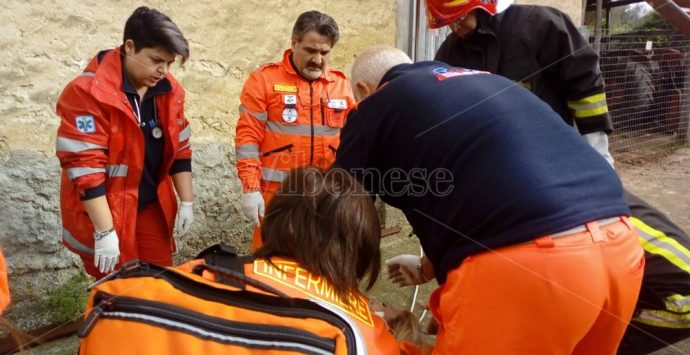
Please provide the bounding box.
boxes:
[132,95,162,139]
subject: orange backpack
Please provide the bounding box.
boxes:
[78,245,363,354]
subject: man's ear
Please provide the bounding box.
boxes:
[355,81,373,101]
[124,39,135,56]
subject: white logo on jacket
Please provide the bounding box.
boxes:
[76,115,96,133]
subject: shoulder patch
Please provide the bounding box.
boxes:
[75,115,96,134]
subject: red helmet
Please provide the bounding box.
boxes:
[426,0,498,29]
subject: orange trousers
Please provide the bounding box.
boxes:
[82,202,173,278]
[429,217,644,355]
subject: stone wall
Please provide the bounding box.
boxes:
[1,0,396,329]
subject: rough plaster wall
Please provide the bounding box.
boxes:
[1,0,396,329]
[519,0,583,25]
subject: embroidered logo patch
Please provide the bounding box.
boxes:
[76,115,96,133]
[432,67,488,81]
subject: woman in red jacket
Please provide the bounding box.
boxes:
[56,7,194,278]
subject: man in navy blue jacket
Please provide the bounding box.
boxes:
[337,46,644,354]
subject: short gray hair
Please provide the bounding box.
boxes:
[292,11,339,45]
[350,46,412,92]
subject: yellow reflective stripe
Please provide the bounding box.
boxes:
[568,93,607,105]
[666,294,690,313]
[572,106,609,118]
[635,309,690,329]
[567,93,609,118]
[632,216,690,275]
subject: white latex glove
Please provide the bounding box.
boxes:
[582,131,615,168]
[241,191,265,226]
[385,254,426,287]
[94,230,120,274]
[175,201,194,237]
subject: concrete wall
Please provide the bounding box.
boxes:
[0,0,397,329]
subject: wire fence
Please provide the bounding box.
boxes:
[597,28,690,161]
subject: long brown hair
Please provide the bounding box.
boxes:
[254,167,381,302]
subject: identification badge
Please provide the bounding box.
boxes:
[282,108,298,123]
[151,127,163,139]
[327,99,348,110]
[283,95,297,105]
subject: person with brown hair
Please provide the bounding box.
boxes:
[56,6,194,278]
[245,167,412,354]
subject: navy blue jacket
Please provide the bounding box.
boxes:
[336,61,629,283]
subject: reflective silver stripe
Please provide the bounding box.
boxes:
[106,164,128,177]
[239,105,268,122]
[311,299,368,355]
[666,294,690,313]
[62,228,94,255]
[635,309,690,328]
[80,71,95,77]
[261,167,287,182]
[638,226,690,271]
[56,137,107,153]
[179,125,191,142]
[102,311,333,355]
[266,122,339,137]
[567,100,608,112]
[177,143,191,151]
[67,167,105,180]
[236,144,260,159]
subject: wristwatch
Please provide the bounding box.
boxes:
[93,228,115,241]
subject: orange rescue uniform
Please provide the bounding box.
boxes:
[235,49,354,249]
[429,217,644,355]
[178,257,409,354]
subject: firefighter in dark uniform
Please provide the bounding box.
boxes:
[620,189,690,354]
[427,0,615,166]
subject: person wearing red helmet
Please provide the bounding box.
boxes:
[427,0,615,167]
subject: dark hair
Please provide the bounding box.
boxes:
[291,10,340,45]
[255,167,381,303]
[123,6,189,64]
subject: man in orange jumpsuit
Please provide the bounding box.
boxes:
[235,10,355,249]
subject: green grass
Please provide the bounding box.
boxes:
[45,272,91,323]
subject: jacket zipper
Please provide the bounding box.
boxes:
[309,82,315,166]
[90,263,358,354]
[80,292,335,355]
[262,143,294,157]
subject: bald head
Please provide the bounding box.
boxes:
[350,46,412,101]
